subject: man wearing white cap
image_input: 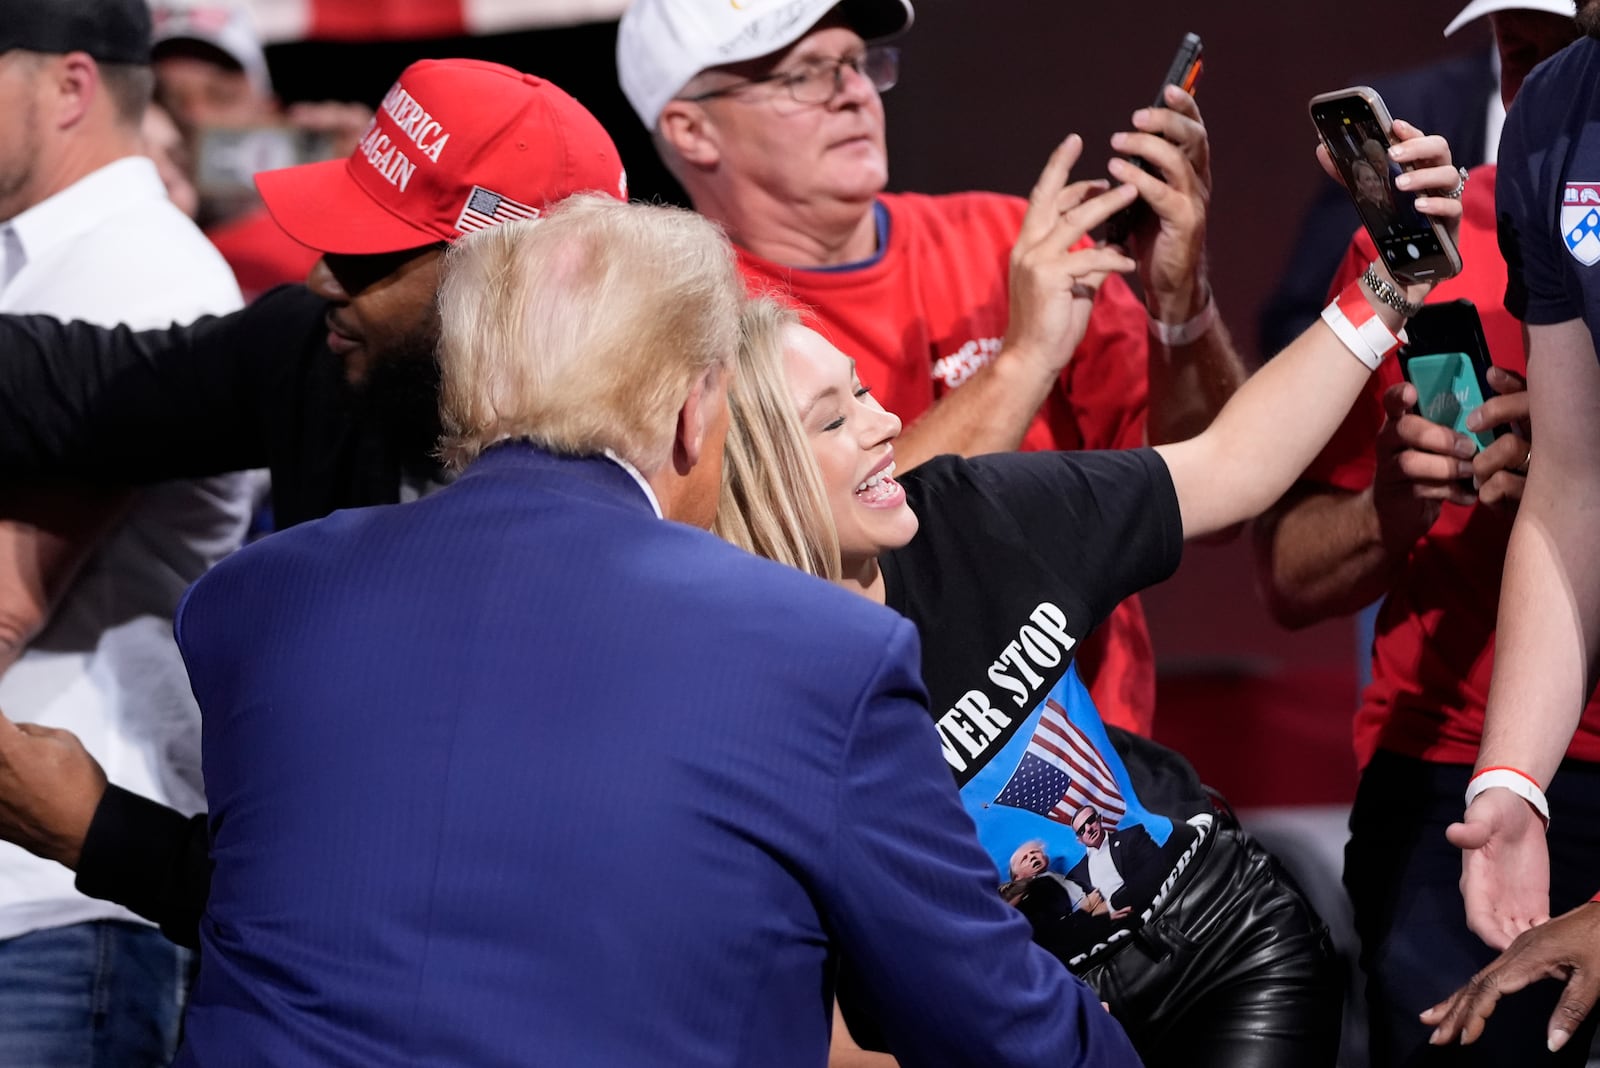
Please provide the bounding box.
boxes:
[616,0,1251,744]
[1252,3,1588,1065]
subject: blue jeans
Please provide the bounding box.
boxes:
[1345,751,1600,1067]
[0,920,189,1068]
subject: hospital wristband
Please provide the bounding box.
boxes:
[1149,291,1217,347]
[1319,276,1405,371]
[1465,766,1551,830]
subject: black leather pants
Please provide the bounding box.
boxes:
[1075,816,1342,1068]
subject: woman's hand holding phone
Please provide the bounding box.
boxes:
[1314,117,1465,311]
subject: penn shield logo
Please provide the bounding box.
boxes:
[1562,182,1600,267]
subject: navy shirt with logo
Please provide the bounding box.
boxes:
[1497,36,1600,346]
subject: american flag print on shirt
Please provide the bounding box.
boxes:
[454,186,541,235]
[992,699,1127,828]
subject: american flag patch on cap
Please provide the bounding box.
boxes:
[454,186,541,234]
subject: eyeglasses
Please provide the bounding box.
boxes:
[1074,814,1102,837]
[684,46,900,107]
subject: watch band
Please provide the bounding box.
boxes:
[1361,263,1425,319]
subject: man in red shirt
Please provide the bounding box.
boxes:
[615,0,1251,738]
[1251,4,1591,1064]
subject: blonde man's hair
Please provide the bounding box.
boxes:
[436,194,742,473]
[714,296,841,582]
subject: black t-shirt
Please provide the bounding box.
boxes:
[882,449,1212,968]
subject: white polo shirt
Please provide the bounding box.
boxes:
[0,155,252,940]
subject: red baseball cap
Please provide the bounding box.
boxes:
[257,58,628,256]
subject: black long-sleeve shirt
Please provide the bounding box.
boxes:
[2,284,436,947]
[1,284,431,526]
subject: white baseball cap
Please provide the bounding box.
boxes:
[1444,0,1575,36]
[617,0,913,130]
[150,2,272,97]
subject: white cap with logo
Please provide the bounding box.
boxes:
[617,0,913,130]
[1444,0,1575,35]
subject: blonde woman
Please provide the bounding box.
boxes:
[717,125,1465,1068]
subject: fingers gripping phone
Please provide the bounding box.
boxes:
[1309,86,1463,286]
[1103,32,1203,247]
[1399,300,1505,452]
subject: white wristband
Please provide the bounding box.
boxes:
[1465,768,1551,829]
[1320,279,1405,372]
[1149,294,1217,348]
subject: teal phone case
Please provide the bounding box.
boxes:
[1404,352,1494,450]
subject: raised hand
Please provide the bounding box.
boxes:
[1106,84,1213,323]
[1004,134,1139,377]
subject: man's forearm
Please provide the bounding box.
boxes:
[1146,310,1252,445]
[891,343,1062,470]
[1254,483,1399,629]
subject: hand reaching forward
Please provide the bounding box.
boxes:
[1422,900,1600,1053]
[0,706,107,869]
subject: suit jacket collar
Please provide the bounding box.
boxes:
[456,442,663,519]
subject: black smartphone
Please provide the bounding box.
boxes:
[1309,86,1463,286]
[1398,299,1504,452]
[1103,32,1204,247]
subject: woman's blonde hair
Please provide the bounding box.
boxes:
[435,194,742,473]
[714,296,842,582]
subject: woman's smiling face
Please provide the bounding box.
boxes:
[781,324,919,569]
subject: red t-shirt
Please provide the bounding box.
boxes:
[1306,163,1600,768]
[206,207,321,302]
[737,191,1157,737]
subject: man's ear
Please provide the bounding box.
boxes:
[657,101,721,171]
[47,53,100,132]
[672,366,724,475]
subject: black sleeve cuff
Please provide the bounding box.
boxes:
[74,785,209,949]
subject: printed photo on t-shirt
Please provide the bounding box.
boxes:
[962,665,1211,968]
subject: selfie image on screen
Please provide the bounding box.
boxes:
[1326,111,1442,270]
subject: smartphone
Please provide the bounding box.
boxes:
[1308,86,1462,286]
[1399,300,1504,451]
[1103,32,1204,246]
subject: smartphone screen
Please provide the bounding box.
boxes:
[1309,91,1458,284]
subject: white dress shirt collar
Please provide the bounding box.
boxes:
[2,157,167,286]
[604,449,664,519]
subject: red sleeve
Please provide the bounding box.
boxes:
[1301,228,1398,492]
[1059,269,1148,451]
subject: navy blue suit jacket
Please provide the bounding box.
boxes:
[170,445,1139,1068]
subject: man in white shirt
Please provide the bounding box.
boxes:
[0,0,248,1063]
